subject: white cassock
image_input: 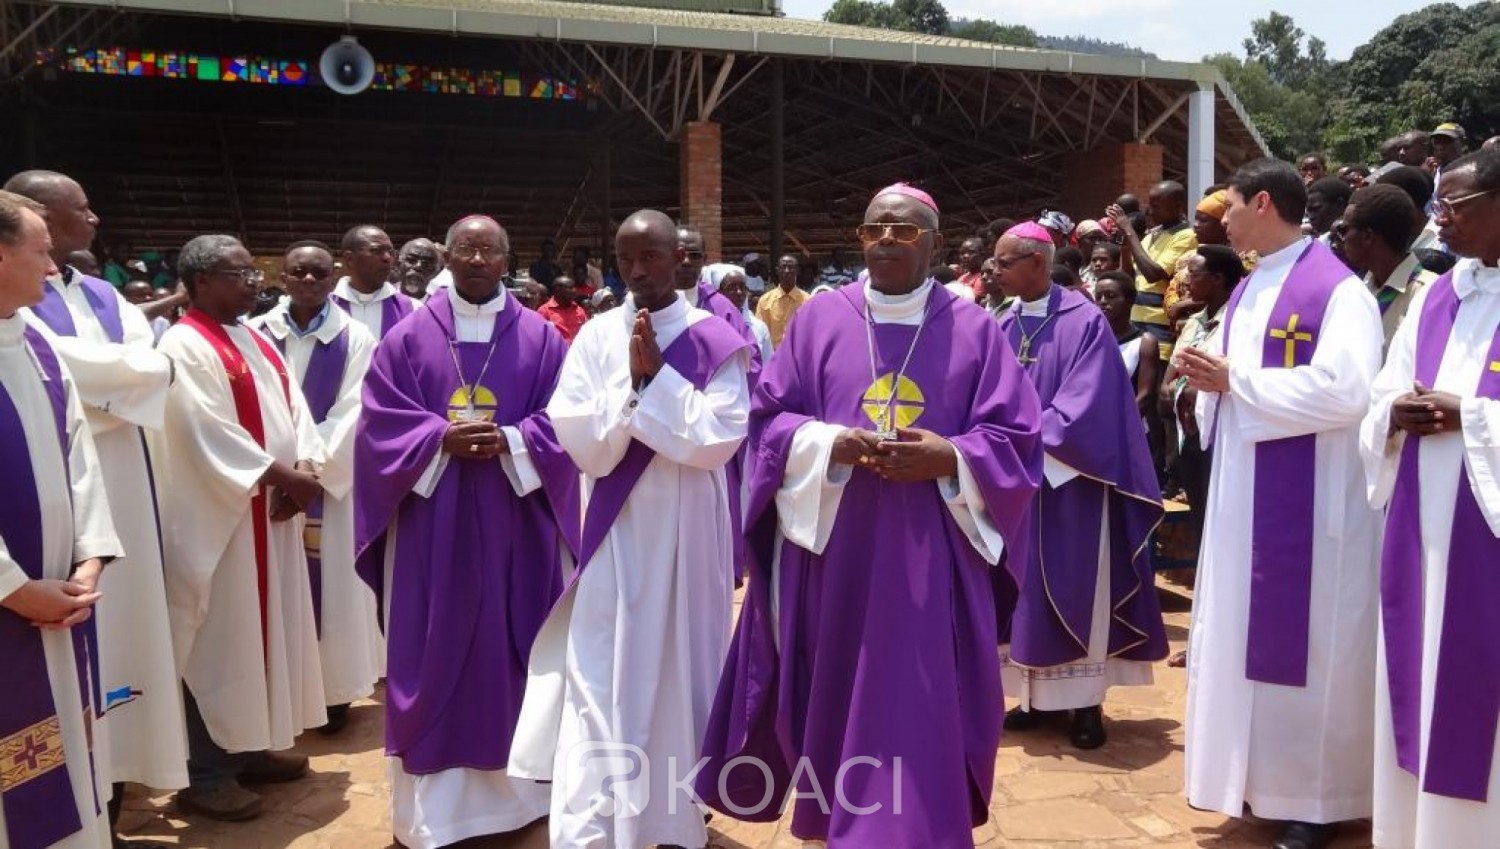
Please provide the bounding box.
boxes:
[152,320,327,753]
[1002,294,1152,711]
[251,304,382,706]
[1361,259,1500,848]
[22,273,189,792]
[0,314,120,848]
[384,285,553,849]
[1185,237,1384,823]
[509,293,750,849]
[333,278,421,341]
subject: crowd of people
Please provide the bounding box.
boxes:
[0,116,1497,849]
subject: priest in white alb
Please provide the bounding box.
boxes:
[509,209,751,849]
[0,189,119,849]
[153,235,327,822]
[5,172,190,840]
[1176,158,1384,849]
[250,240,381,736]
[1361,148,1500,849]
[333,225,419,341]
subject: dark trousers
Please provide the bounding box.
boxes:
[182,683,253,789]
[1177,434,1213,542]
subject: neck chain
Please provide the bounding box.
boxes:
[864,288,929,439]
[446,305,501,420]
[1014,291,1058,365]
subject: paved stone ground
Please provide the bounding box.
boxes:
[117,582,1374,848]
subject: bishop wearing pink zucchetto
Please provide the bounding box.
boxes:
[697,182,1046,849]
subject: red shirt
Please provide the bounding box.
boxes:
[537,298,588,343]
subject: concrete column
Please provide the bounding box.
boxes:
[1187,85,1216,202]
[680,120,723,262]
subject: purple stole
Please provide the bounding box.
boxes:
[272,324,351,636]
[1219,240,1349,687]
[332,290,414,338]
[0,328,98,849]
[30,271,125,344]
[574,317,749,571]
[1381,269,1500,802]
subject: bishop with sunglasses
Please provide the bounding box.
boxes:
[699,184,1043,849]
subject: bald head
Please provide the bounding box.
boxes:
[1147,181,1188,226]
[444,216,507,250]
[3,169,98,258]
[620,209,677,252]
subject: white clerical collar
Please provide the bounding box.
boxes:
[1019,286,1052,317]
[0,313,25,344]
[1453,257,1500,299]
[446,282,508,316]
[864,278,932,324]
[336,277,394,304]
[1255,236,1312,274]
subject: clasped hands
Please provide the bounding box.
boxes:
[442,420,512,460]
[262,459,322,521]
[832,427,959,483]
[1390,381,1463,437]
[629,309,664,389]
[0,557,105,630]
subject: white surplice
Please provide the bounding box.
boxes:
[1361,258,1500,849]
[0,314,121,849]
[152,320,327,753]
[21,273,189,791]
[385,286,552,849]
[333,278,420,341]
[509,292,750,849]
[251,304,382,706]
[1000,294,1152,711]
[1186,237,1384,823]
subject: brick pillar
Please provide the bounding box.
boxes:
[1057,142,1164,222]
[680,120,723,261]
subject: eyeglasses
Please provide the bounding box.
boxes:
[681,250,705,262]
[993,251,1038,270]
[213,268,264,284]
[451,245,505,262]
[357,244,395,256]
[856,223,935,245]
[285,265,332,280]
[1433,188,1500,220]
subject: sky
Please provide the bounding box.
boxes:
[778,0,1449,63]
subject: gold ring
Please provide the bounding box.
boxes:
[469,444,479,454]
[859,455,870,465]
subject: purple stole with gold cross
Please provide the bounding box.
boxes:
[272,325,350,636]
[0,328,99,849]
[1381,268,1500,802]
[1219,239,1350,688]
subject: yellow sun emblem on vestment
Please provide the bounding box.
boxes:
[447,385,498,422]
[860,373,925,432]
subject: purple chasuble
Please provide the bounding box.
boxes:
[1381,269,1500,802]
[698,283,1043,848]
[695,281,762,580]
[352,292,580,774]
[0,328,92,849]
[332,290,414,338]
[272,326,350,635]
[30,270,126,344]
[1219,239,1350,687]
[572,314,750,571]
[997,286,1166,667]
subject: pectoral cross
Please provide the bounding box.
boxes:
[1269,313,1314,368]
[1017,337,1037,365]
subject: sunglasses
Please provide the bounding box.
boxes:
[856,223,935,245]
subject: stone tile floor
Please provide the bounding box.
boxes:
[117,581,1373,848]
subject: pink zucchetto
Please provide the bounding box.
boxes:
[874,182,939,214]
[1003,221,1055,242]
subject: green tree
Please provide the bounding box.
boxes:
[891,0,950,35]
[823,0,901,29]
[1209,51,1325,161]
[950,18,1039,47]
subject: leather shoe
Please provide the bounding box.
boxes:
[114,840,172,849]
[318,703,351,736]
[1272,820,1338,849]
[1069,705,1107,749]
[175,780,262,821]
[1004,706,1061,731]
[239,750,309,784]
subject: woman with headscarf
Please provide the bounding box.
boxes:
[703,262,773,362]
